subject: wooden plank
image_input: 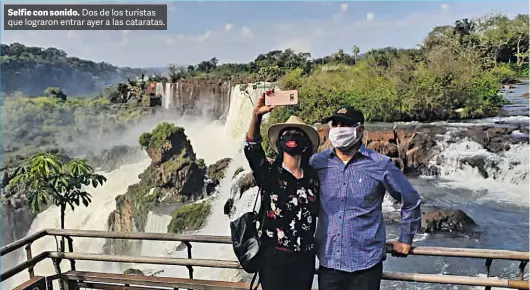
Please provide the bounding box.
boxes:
[49,252,242,269]
[3,229,528,262]
[382,272,529,289]
[63,270,529,290]
[46,229,231,244]
[13,276,47,290]
[1,230,47,256]
[1,252,50,281]
[63,271,255,290]
[46,229,529,261]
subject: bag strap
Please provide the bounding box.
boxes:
[252,187,270,236]
[249,272,260,290]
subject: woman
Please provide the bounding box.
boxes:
[244,91,320,290]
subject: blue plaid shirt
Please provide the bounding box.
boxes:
[310,145,422,272]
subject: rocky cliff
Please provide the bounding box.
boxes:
[107,122,209,254]
[315,123,529,175]
[151,79,234,119]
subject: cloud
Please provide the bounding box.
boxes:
[333,3,349,21]
[241,26,253,38]
[2,2,526,67]
[441,3,450,11]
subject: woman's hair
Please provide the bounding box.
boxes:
[274,128,314,170]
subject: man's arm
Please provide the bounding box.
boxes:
[382,159,422,245]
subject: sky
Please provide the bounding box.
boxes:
[1,1,529,68]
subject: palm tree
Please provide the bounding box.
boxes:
[352,45,360,63]
[9,153,107,250]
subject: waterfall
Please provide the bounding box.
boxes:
[1,82,267,288]
[164,83,173,110]
[124,82,272,282]
[225,82,276,138]
[2,159,151,289]
[425,130,529,206]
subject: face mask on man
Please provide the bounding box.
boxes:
[328,126,362,150]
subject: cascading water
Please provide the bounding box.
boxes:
[2,159,151,289]
[127,83,273,281]
[425,130,529,206]
[164,83,173,110]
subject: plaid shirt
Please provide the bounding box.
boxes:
[310,145,422,272]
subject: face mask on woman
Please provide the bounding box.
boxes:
[279,131,308,156]
[328,126,362,150]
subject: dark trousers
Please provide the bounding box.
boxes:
[318,261,383,290]
[259,247,316,290]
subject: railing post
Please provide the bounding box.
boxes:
[53,257,65,290]
[519,260,528,280]
[24,243,34,279]
[184,241,194,279]
[66,236,76,271]
[485,258,493,290]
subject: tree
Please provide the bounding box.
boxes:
[352,45,360,63]
[9,153,107,250]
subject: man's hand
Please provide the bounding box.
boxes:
[391,241,412,258]
[253,90,275,117]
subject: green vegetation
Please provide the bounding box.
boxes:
[139,122,184,149]
[123,268,145,275]
[1,95,154,165]
[1,43,145,96]
[115,165,161,232]
[8,153,106,250]
[233,167,244,178]
[167,202,212,234]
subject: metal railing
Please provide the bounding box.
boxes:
[2,229,529,289]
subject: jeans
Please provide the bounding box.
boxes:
[318,261,383,290]
[259,247,316,290]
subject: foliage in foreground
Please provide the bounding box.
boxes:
[8,153,107,229]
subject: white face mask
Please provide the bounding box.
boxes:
[328,126,362,150]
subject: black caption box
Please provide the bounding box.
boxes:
[4,4,167,30]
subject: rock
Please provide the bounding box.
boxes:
[460,156,491,178]
[316,124,527,175]
[140,122,196,165]
[314,123,332,151]
[421,207,477,234]
[224,198,234,216]
[384,206,476,234]
[108,123,208,252]
[123,268,145,275]
[207,158,232,185]
[235,172,256,198]
[87,145,145,172]
[167,202,212,234]
[523,93,529,99]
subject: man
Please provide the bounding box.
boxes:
[310,105,422,290]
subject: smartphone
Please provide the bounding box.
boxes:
[265,90,299,106]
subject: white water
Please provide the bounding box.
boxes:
[2,81,270,288]
[425,131,529,206]
[164,83,173,110]
[2,159,151,289]
[126,83,272,281]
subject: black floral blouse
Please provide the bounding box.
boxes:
[244,139,320,252]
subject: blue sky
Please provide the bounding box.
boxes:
[2,1,528,67]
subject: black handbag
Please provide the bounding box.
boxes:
[230,187,268,288]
